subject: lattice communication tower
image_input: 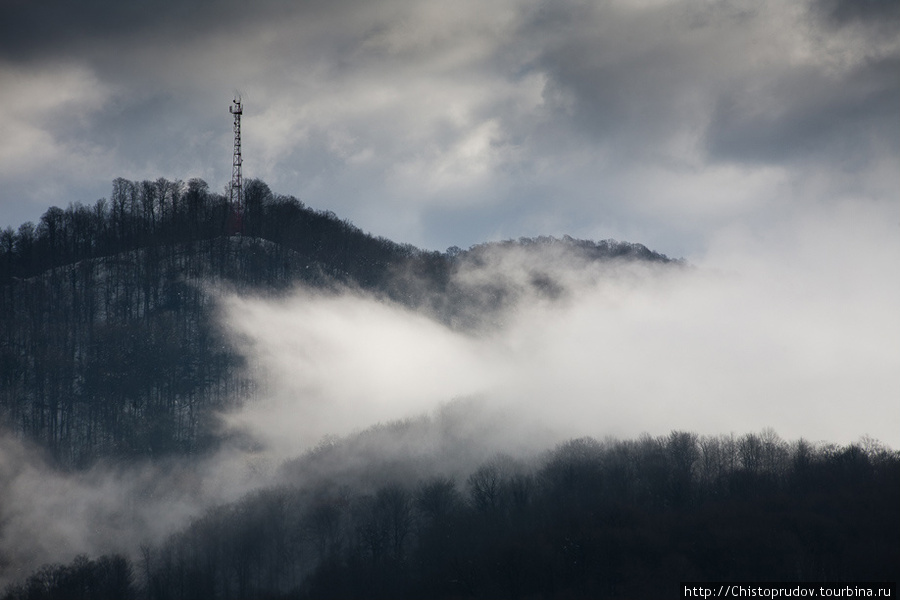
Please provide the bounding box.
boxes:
[228,96,244,235]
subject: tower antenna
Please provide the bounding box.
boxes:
[228,95,244,235]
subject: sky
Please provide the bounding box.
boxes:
[0,0,897,257]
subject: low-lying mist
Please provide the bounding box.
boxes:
[222,202,899,459]
[0,434,281,588]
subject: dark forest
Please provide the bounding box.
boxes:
[2,419,898,599]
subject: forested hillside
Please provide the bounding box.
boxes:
[0,178,417,465]
[3,417,897,600]
[0,177,671,466]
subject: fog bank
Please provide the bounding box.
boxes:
[222,200,900,455]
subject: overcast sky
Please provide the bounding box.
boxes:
[1,0,897,256]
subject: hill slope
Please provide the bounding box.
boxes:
[0,177,675,466]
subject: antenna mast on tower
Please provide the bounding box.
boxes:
[228,96,243,235]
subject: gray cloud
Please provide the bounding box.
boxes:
[1,0,897,254]
[0,0,300,63]
[706,57,900,165]
[812,0,900,28]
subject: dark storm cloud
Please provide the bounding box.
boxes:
[512,2,760,150]
[0,0,305,63]
[519,0,900,169]
[706,56,900,164]
[1,1,216,61]
[812,0,900,28]
[521,2,699,146]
